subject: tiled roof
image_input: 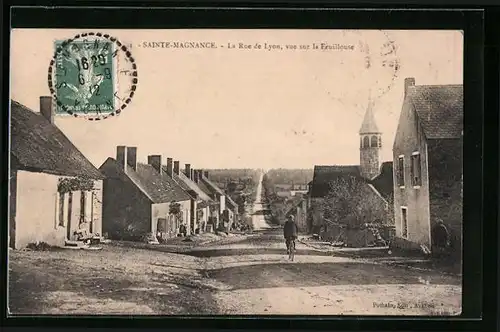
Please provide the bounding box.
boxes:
[310,163,393,203]
[196,180,217,200]
[200,177,226,196]
[100,159,191,203]
[408,84,463,139]
[310,165,361,198]
[169,172,191,192]
[370,161,394,203]
[130,163,192,203]
[167,168,214,203]
[10,100,104,179]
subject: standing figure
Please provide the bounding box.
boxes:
[283,215,298,254]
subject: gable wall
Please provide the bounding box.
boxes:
[393,99,432,249]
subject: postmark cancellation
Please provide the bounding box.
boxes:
[48,32,138,120]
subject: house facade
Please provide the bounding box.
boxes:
[10,97,104,249]
[309,97,394,238]
[224,195,239,229]
[99,146,192,242]
[392,78,463,260]
[165,160,214,234]
[197,170,227,230]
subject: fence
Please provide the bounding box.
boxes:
[319,219,395,247]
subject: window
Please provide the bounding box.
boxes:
[80,191,86,224]
[58,192,65,227]
[397,155,405,187]
[401,207,408,238]
[371,136,378,147]
[410,152,422,187]
[363,136,369,148]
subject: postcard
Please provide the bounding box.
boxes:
[9,28,463,316]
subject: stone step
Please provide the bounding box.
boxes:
[64,240,102,250]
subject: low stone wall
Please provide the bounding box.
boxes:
[391,236,424,252]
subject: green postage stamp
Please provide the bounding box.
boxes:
[49,33,138,120]
[53,39,115,115]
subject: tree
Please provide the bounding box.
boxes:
[169,202,183,228]
[322,176,391,228]
[236,194,246,214]
[227,181,237,193]
[57,176,96,193]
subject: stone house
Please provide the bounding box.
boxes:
[196,170,227,230]
[99,146,192,242]
[223,195,239,228]
[392,78,463,260]
[164,160,215,234]
[10,97,104,249]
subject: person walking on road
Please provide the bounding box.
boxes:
[284,215,299,254]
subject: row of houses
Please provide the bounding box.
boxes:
[290,77,463,259]
[9,96,239,249]
[275,183,309,198]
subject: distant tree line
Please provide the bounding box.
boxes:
[264,168,313,186]
[204,169,261,184]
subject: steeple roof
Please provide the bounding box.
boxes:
[359,97,380,134]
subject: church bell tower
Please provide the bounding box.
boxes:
[359,97,382,180]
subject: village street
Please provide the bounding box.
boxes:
[9,174,462,316]
[187,175,462,315]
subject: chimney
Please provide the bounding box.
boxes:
[204,171,209,179]
[191,168,194,181]
[40,96,54,124]
[148,155,162,175]
[174,161,180,176]
[116,146,127,170]
[185,164,191,179]
[127,147,137,171]
[404,77,415,97]
[166,158,174,177]
[193,170,199,183]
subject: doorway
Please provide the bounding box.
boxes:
[66,192,73,240]
[401,207,408,238]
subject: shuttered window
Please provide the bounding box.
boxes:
[397,156,405,187]
[410,152,422,187]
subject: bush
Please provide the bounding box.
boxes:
[322,176,393,228]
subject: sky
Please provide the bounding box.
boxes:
[10,29,463,169]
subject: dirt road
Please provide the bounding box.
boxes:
[251,171,272,230]
[191,229,462,316]
[9,229,462,316]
